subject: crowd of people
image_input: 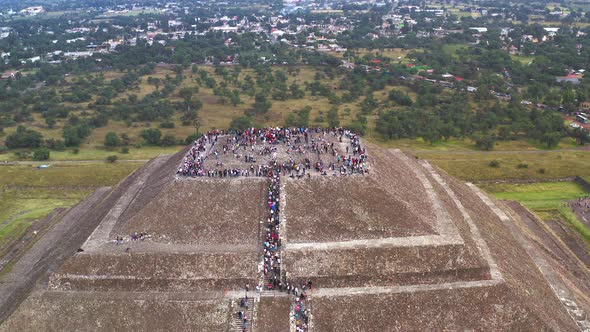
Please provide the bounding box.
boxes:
[572,196,590,219]
[176,127,369,179]
[177,128,368,332]
[262,163,311,331]
[114,232,150,245]
[176,130,223,176]
[263,171,282,286]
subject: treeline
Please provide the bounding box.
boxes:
[376,90,565,148]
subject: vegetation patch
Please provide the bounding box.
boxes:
[481,182,588,210]
[417,151,590,181]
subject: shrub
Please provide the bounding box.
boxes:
[120,147,129,154]
[229,116,253,131]
[160,121,175,128]
[185,133,198,145]
[33,147,50,161]
[106,155,118,163]
[72,148,79,154]
[488,160,500,168]
[160,134,177,146]
[517,163,528,169]
[475,136,495,151]
[538,168,546,174]
[44,139,66,151]
[14,151,31,159]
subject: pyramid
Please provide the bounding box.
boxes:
[1,129,589,331]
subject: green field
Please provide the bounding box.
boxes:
[415,150,590,181]
[480,182,588,210]
[480,181,590,244]
[0,146,179,162]
[368,136,578,152]
[0,161,142,247]
[511,54,536,65]
[442,44,468,58]
[0,188,90,248]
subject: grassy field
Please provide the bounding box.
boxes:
[480,182,588,210]
[329,48,417,62]
[415,150,590,181]
[0,162,142,188]
[511,54,536,65]
[369,136,579,152]
[442,44,468,58]
[0,161,143,247]
[102,8,162,16]
[480,181,590,244]
[0,188,91,248]
[0,145,179,161]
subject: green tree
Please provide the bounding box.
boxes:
[140,128,162,145]
[230,90,241,106]
[246,93,272,116]
[229,116,253,131]
[360,93,378,114]
[104,131,121,148]
[62,123,91,147]
[178,87,194,102]
[33,147,50,161]
[5,126,43,149]
[45,117,57,129]
[388,90,413,106]
[571,127,590,145]
[327,106,340,128]
[541,132,562,148]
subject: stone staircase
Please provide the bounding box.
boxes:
[229,296,255,332]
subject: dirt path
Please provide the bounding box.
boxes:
[0,159,150,166]
[411,147,590,154]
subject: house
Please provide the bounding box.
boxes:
[544,27,559,37]
[1,70,18,79]
[211,26,238,33]
[521,35,538,43]
[508,45,519,55]
[555,74,580,84]
[340,60,355,70]
[271,29,286,37]
[20,6,44,15]
[469,27,487,34]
